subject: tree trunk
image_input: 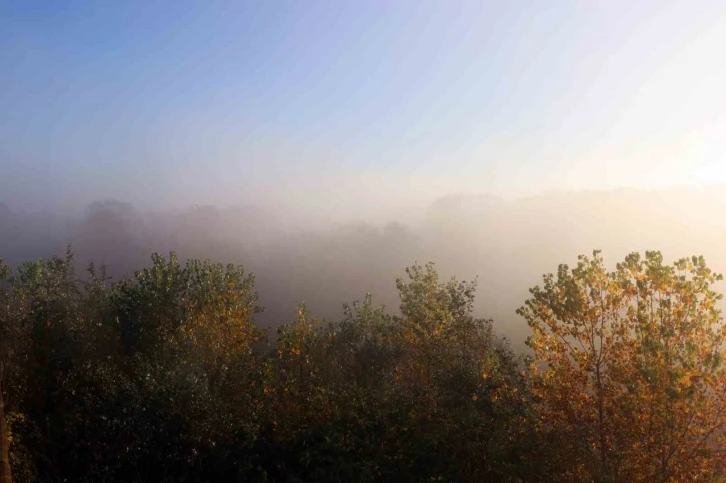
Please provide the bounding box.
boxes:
[0,390,12,483]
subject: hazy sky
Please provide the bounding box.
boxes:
[2,0,726,214]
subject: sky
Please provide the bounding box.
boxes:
[2,0,726,215]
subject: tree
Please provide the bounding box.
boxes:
[393,262,537,482]
[262,297,400,482]
[519,250,726,482]
[170,258,266,479]
[0,248,90,483]
[0,259,20,483]
[94,253,266,481]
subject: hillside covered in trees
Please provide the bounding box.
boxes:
[2,245,726,482]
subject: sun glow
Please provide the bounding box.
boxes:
[693,161,726,186]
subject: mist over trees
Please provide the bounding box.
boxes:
[3,186,726,348]
[3,187,726,480]
[5,0,726,479]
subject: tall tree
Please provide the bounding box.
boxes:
[0,260,20,483]
[0,249,81,482]
[94,253,266,481]
[519,250,726,482]
[394,263,536,481]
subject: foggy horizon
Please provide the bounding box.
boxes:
[4,184,726,353]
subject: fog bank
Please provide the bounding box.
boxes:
[3,185,726,349]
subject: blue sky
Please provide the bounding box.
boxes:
[2,0,726,214]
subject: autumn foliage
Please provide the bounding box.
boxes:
[519,250,726,481]
[1,248,726,482]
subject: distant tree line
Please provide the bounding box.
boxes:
[1,248,726,482]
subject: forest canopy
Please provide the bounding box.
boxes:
[1,247,726,482]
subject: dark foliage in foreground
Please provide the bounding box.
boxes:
[2,248,726,482]
[0,250,543,483]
